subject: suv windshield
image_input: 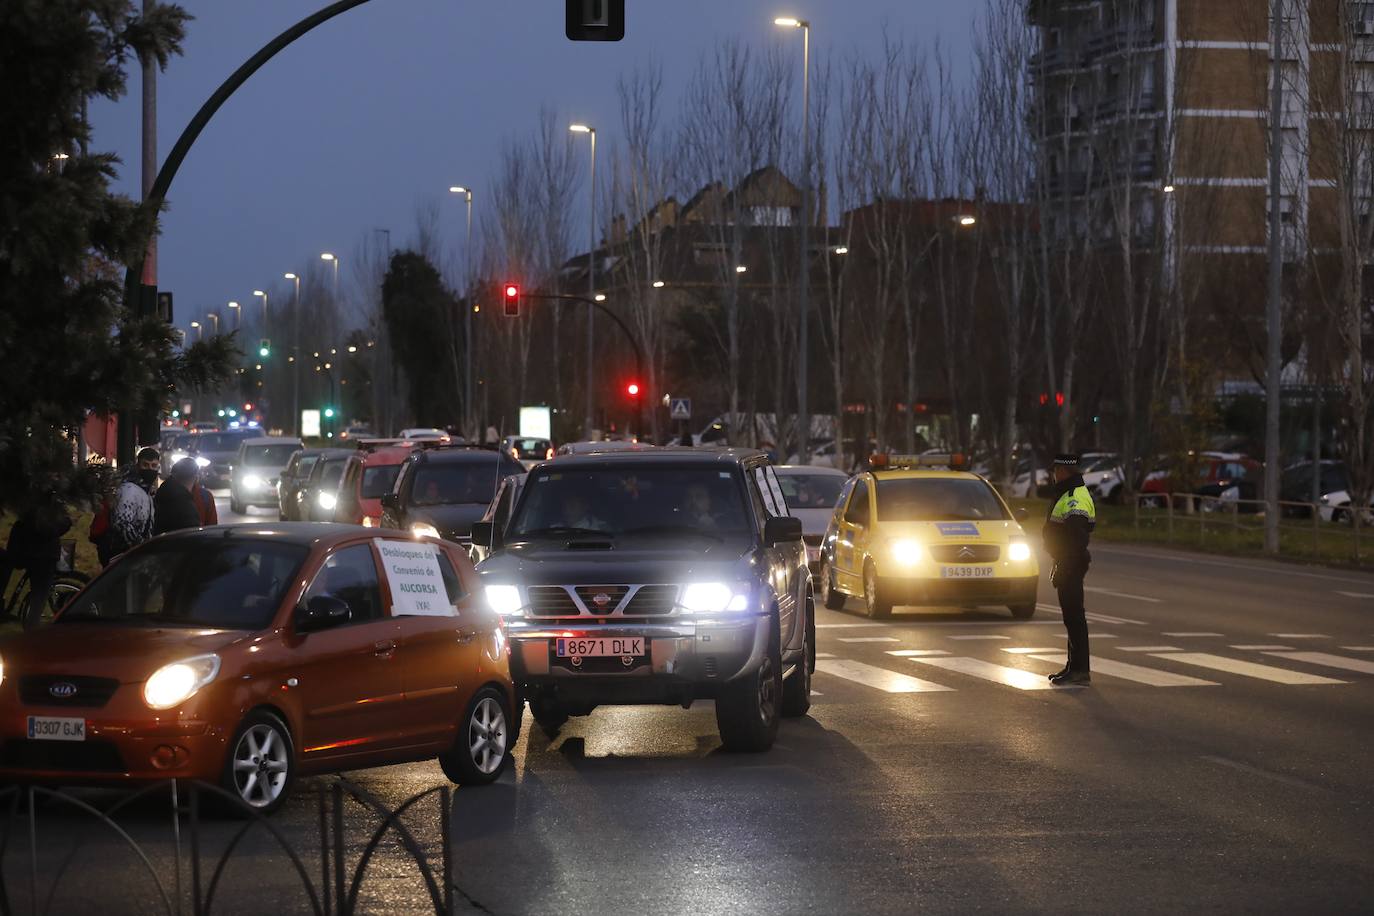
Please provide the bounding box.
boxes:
[363,464,403,498]
[410,463,500,506]
[317,459,347,488]
[58,540,309,630]
[777,474,846,510]
[241,444,300,467]
[874,478,1010,522]
[195,433,249,452]
[508,466,751,539]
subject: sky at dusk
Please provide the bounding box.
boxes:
[89,1,983,337]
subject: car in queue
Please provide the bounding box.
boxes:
[554,440,651,457]
[468,473,527,566]
[162,432,198,478]
[298,449,355,522]
[501,436,555,471]
[277,448,325,521]
[333,444,417,527]
[772,465,850,578]
[398,427,451,445]
[187,429,259,489]
[470,448,813,752]
[229,437,305,515]
[0,526,517,813]
[338,425,375,441]
[381,447,524,547]
[818,453,1039,620]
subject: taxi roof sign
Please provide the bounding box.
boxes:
[870,452,969,471]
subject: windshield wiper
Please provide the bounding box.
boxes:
[512,526,613,540]
[622,525,723,543]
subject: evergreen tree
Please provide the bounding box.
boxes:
[0,0,236,512]
[381,252,462,428]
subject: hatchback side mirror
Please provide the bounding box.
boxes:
[469,521,499,550]
[764,516,804,547]
[1015,506,1030,523]
[295,595,351,633]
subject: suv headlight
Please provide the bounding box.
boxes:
[485,585,524,616]
[411,523,440,539]
[1008,540,1032,563]
[193,456,211,468]
[317,491,337,510]
[144,654,220,709]
[679,582,750,613]
[243,473,263,490]
[889,539,924,565]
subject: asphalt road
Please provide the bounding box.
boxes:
[6,494,1373,914]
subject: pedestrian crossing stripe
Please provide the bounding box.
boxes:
[1029,654,1218,687]
[1263,651,1374,676]
[906,656,1056,691]
[814,659,952,693]
[1148,652,1346,685]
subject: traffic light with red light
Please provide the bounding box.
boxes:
[626,382,641,398]
[503,283,521,318]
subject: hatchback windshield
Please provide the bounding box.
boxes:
[241,444,300,467]
[58,540,309,630]
[509,466,750,539]
[410,464,500,506]
[874,478,1009,522]
[363,464,403,499]
[776,474,846,510]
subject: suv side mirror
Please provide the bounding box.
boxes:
[469,521,499,550]
[1015,506,1030,523]
[380,492,399,510]
[764,516,803,547]
[295,595,351,633]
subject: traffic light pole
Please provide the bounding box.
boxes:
[529,294,646,438]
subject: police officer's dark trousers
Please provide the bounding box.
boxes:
[1057,572,1089,673]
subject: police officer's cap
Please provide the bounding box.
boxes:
[1052,453,1081,468]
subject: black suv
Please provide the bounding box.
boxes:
[470,448,813,752]
[380,447,524,545]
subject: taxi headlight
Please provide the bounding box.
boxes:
[193,456,211,468]
[679,582,750,614]
[143,654,220,710]
[484,585,523,616]
[317,491,337,511]
[1008,540,1032,563]
[890,539,924,565]
[243,473,264,490]
[411,523,440,539]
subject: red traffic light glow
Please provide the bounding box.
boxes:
[505,285,518,298]
[626,382,641,397]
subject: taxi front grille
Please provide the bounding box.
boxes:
[19,675,120,708]
[929,544,1001,563]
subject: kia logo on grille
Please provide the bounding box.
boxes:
[48,682,78,699]
[957,546,976,560]
[592,593,612,609]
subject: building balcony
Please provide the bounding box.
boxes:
[1084,23,1157,61]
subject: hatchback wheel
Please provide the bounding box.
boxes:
[222,711,294,815]
[439,687,511,785]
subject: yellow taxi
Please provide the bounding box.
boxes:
[817,454,1039,619]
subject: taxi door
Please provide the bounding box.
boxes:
[835,477,872,593]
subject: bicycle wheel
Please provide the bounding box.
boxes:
[12,573,89,625]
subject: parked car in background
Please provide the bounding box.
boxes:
[333,444,416,527]
[1280,460,1348,517]
[161,432,198,478]
[277,448,323,521]
[299,449,355,522]
[338,426,375,441]
[187,429,259,489]
[468,473,527,566]
[1139,452,1261,509]
[189,422,220,434]
[380,447,524,546]
[398,427,451,444]
[0,526,516,813]
[773,465,850,578]
[500,436,555,470]
[229,437,305,515]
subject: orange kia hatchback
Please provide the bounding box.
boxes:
[0,525,517,813]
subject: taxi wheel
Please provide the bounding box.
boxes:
[863,562,893,620]
[780,596,814,718]
[221,711,295,816]
[820,563,846,610]
[439,687,512,785]
[716,615,782,752]
[1009,603,1037,620]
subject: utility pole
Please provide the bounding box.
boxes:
[1264,0,1286,554]
[141,0,157,292]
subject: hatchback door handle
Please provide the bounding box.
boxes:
[373,639,397,655]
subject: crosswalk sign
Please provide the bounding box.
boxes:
[670,398,692,420]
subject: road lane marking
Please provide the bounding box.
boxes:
[1092,546,1374,585]
[814,653,836,659]
[899,620,1063,626]
[1116,645,1183,652]
[1200,755,1330,793]
[1084,587,1161,604]
[1340,646,1374,651]
[1085,611,1149,625]
[816,623,887,629]
[1001,647,1064,654]
[886,649,951,657]
[1087,633,1117,639]
[1162,632,1224,637]
[1030,654,1218,687]
[1148,652,1346,685]
[836,637,901,643]
[1335,591,1374,598]
[1230,645,1294,651]
[1262,651,1374,676]
[1269,633,1329,639]
[907,656,1057,690]
[947,634,1010,640]
[815,659,953,693]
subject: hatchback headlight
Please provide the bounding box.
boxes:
[890,539,924,565]
[0,655,5,689]
[679,582,750,613]
[1008,540,1032,563]
[144,654,220,709]
[317,491,337,511]
[484,585,523,616]
[243,473,264,490]
[411,523,440,539]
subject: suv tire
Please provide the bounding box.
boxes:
[530,697,568,738]
[863,561,893,620]
[230,494,245,515]
[780,595,814,718]
[717,616,782,751]
[820,562,846,610]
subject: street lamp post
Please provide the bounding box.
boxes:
[207,312,219,336]
[321,252,338,301]
[253,289,268,330]
[285,272,301,436]
[776,16,812,463]
[571,124,597,438]
[227,300,240,330]
[450,186,475,438]
[190,320,201,342]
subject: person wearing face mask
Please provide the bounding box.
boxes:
[100,447,160,564]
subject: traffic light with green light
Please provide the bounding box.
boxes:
[324,407,336,419]
[259,338,271,358]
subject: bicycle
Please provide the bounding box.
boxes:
[1,568,90,626]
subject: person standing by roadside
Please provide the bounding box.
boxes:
[189,470,218,526]
[1043,453,1096,686]
[155,458,207,535]
[96,447,159,564]
[0,487,72,629]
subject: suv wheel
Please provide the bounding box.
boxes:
[530,697,568,738]
[438,687,511,785]
[230,493,245,515]
[780,595,814,718]
[863,562,893,620]
[820,562,846,610]
[716,616,782,752]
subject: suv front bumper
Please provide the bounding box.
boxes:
[505,615,770,707]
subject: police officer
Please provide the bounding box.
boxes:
[1042,453,1096,686]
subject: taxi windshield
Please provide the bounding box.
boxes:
[874,478,1009,522]
[508,466,751,540]
[57,540,309,630]
[777,474,846,510]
